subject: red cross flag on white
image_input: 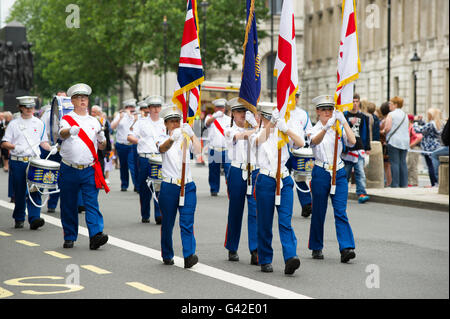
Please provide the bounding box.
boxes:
[334,0,361,111]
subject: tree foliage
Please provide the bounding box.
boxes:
[8,0,269,100]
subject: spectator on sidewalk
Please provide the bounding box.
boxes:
[379,102,392,186]
[367,102,380,142]
[414,108,444,187]
[430,119,449,182]
[382,97,409,188]
[342,94,371,203]
[407,114,423,187]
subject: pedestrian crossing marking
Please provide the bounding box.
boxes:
[16,240,40,247]
[0,231,11,237]
[44,251,71,259]
[126,282,163,294]
[0,286,14,298]
[81,265,111,274]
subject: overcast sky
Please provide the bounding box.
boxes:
[1,0,17,28]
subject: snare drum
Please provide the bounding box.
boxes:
[26,158,60,189]
[291,148,315,177]
[148,154,162,191]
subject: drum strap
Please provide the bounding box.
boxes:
[62,115,110,193]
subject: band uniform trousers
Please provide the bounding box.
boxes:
[115,142,137,190]
[308,166,355,252]
[138,156,161,221]
[286,154,312,207]
[158,181,197,260]
[208,149,231,194]
[10,159,42,223]
[255,174,298,265]
[59,163,104,241]
[224,166,258,254]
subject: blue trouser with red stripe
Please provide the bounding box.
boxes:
[159,181,197,259]
[115,142,137,190]
[208,149,231,194]
[255,173,298,265]
[224,166,258,254]
[308,166,355,252]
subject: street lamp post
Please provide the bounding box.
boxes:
[200,0,209,75]
[163,16,168,102]
[410,50,421,115]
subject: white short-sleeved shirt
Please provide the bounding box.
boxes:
[206,114,231,149]
[2,116,47,157]
[308,121,355,165]
[59,111,102,165]
[129,117,166,154]
[113,113,135,144]
[288,107,312,141]
[224,125,257,165]
[156,134,193,181]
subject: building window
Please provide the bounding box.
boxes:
[268,0,283,15]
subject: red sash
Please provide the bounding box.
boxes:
[62,115,110,193]
[213,119,225,136]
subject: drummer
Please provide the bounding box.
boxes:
[127,96,166,224]
[252,102,304,274]
[307,95,357,263]
[286,91,313,217]
[156,106,201,268]
[1,96,57,229]
[58,83,109,250]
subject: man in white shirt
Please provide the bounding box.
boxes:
[128,96,166,224]
[1,96,56,229]
[111,99,138,191]
[204,98,231,196]
[58,83,109,250]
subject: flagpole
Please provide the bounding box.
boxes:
[330,122,339,195]
[179,92,189,207]
[275,147,281,206]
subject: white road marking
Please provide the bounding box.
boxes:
[0,200,312,299]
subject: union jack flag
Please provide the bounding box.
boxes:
[172,0,204,124]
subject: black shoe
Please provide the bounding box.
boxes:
[14,221,24,229]
[141,218,150,223]
[89,232,108,250]
[134,187,139,193]
[163,258,174,265]
[184,254,198,268]
[312,250,324,259]
[340,248,356,263]
[63,240,74,248]
[78,206,85,214]
[211,192,218,197]
[250,250,258,265]
[47,208,56,213]
[228,251,239,262]
[121,188,127,192]
[284,257,301,275]
[155,216,162,225]
[261,264,273,273]
[301,203,312,218]
[30,218,45,230]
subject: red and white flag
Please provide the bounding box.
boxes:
[273,0,298,148]
[334,0,361,111]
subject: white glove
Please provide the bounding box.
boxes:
[270,109,280,124]
[245,111,257,127]
[49,145,58,156]
[276,119,289,133]
[182,123,194,138]
[14,144,27,154]
[69,126,80,136]
[213,111,224,119]
[324,114,336,131]
[170,128,183,142]
[334,110,347,124]
[96,130,106,143]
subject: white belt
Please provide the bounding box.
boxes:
[259,168,290,180]
[162,177,193,186]
[10,155,32,162]
[62,159,95,170]
[314,160,344,171]
[139,153,159,159]
[231,161,258,172]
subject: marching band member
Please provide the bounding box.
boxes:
[286,92,313,217]
[128,96,165,224]
[253,102,304,274]
[223,97,259,265]
[204,98,231,196]
[111,98,138,192]
[1,96,56,229]
[58,83,109,250]
[307,95,357,263]
[156,106,201,268]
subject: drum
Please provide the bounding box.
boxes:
[148,154,162,191]
[26,158,60,189]
[291,148,315,177]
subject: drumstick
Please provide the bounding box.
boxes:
[19,125,40,158]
